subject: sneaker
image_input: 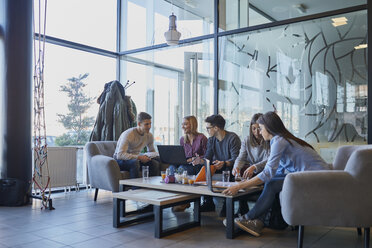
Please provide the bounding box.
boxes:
[137,203,153,213]
[172,203,190,212]
[222,218,238,229]
[234,218,264,237]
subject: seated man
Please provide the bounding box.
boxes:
[113,112,160,178]
[194,114,241,214]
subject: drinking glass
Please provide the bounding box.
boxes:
[142,166,149,180]
[222,170,230,183]
[161,171,166,181]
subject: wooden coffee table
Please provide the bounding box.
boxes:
[119,176,262,239]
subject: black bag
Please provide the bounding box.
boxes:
[0,178,29,206]
[263,193,288,230]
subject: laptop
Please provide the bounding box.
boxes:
[157,145,189,165]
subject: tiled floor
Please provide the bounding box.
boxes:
[0,189,366,248]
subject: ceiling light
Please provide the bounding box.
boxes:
[332,17,348,27]
[332,21,347,27]
[332,17,348,23]
[164,13,181,46]
[354,44,368,50]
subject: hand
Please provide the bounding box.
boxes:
[243,165,256,179]
[222,184,241,196]
[192,154,202,166]
[187,158,193,163]
[212,160,224,170]
[232,167,240,177]
[138,155,151,163]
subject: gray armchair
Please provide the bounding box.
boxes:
[281,145,372,248]
[85,141,130,201]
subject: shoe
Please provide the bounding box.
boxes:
[234,218,264,237]
[222,218,238,229]
[200,200,215,212]
[172,203,190,212]
[137,203,153,213]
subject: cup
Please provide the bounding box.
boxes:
[142,166,149,180]
[161,171,166,181]
[188,175,195,185]
[222,170,230,183]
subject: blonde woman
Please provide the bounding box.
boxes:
[169,116,207,175]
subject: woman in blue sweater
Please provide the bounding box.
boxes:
[223,111,330,237]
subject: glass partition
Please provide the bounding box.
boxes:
[219,0,366,31]
[218,10,368,162]
[120,39,214,145]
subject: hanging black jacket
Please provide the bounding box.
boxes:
[89,81,137,141]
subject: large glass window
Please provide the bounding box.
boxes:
[121,0,214,51]
[42,43,116,146]
[218,10,368,162]
[34,0,117,51]
[120,39,214,145]
[219,0,366,31]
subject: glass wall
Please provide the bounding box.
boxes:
[219,0,366,31]
[120,39,214,145]
[218,10,368,162]
[42,43,116,146]
[121,0,214,50]
[34,0,117,51]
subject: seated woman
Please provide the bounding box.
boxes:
[233,113,270,179]
[232,113,270,215]
[223,111,330,237]
[169,115,207,176]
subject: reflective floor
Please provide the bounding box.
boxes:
[0,189,365,248]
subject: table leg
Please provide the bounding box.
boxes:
[226,197,235,239]
[193,198,200,224]
[154,205,163,238]
[113,198,121,228]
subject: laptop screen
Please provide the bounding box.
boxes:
[157,145,188,165]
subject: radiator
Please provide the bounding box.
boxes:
[44,147,77,188]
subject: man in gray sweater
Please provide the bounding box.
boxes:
[194,114,241,215]
[113,112,159,178]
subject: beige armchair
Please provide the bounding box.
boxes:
[281,145,372,248]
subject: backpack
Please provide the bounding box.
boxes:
[263,193,288,230]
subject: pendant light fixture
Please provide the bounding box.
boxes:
[164,1,181,45]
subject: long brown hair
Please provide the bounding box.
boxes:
[257,111,313,149]
[249,113,269,150]
[183,116,199,144]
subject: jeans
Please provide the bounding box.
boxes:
[246,174,286,220]
[116,158,161,178]
[168,164,203,175]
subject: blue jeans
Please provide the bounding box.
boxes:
[116,159,160,178]
[116,159,140,178]
[246,174,286,220]
[168,164,203,175]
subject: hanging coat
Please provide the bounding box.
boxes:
[89,80,137,141]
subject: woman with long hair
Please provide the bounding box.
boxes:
[232,113,270,179]
[231,113,270,216]
[169,115,207,175]
[223,111,330,237]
